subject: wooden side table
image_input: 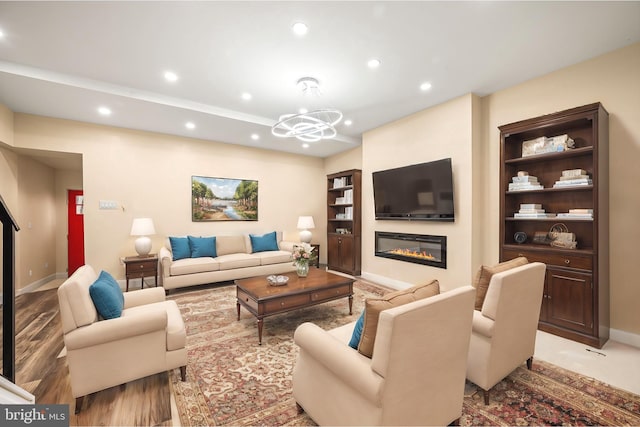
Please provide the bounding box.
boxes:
[311,244,320,268]
[123,254,158,291]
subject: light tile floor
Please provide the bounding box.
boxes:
[534,330,640,395]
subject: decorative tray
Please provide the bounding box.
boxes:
[267,275,289,286]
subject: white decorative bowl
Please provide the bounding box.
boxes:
[267,275,289,286]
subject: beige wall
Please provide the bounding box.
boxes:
[16,156,57,289]
[482,42,640,336]
[10,115,327,278]
[361,94,480,291]
[0,104,13,146]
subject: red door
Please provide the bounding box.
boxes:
[67,189,85,276]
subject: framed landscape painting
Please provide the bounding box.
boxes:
[192,176,258,221]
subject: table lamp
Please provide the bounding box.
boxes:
[297,216,315,243]
[130,217,156,256]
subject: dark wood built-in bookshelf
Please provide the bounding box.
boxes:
[327,169,361,275]
[499,103,609,348]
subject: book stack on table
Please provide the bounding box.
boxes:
[553,169,592,188]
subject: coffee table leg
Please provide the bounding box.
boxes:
[236,301,240,321]
[257,318,264,345]
[348,295,353,315]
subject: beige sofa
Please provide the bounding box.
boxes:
[57,265,187,413]
[292,286,476,426]
[159,232,297,290]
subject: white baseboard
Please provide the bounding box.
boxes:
[360,271,412,290]
[16,274,59,296]
[610,328,640,349]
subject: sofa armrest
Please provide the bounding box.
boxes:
[64,309,167,350]
[159,246,172,279]
[123,287,166,309]
[279,240,297,252]
[471,309,494,338]
[294,322,383,404]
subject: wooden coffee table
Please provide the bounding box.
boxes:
[236,269,354,345]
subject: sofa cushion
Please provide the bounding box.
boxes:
[170,257,220,276]
[216,253,260,270]
[349,311,365,349]
[123,300,186,351]
[358,280,440,358]
[472,256,528,310]
[89,270,125,319]
[188,236,217,258]
[258,250,293,266]
[216,235,248,256]
[170,237,191,261]
[250,231,279,253]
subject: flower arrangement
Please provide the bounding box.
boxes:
[292,243,317,266]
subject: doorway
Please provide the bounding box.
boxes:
[67,190,85,276]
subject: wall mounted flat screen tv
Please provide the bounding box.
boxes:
[373,158,455,221]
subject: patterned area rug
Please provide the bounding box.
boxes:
[168,281,640,426]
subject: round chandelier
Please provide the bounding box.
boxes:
[271,77,343,142]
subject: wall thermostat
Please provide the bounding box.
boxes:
[514,231,527,244]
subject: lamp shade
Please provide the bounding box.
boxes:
[130,218,155,256]
[297,216,315,230]
[130,218,156,236]
[297,216,315,243]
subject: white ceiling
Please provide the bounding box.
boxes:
[1,1,639,165]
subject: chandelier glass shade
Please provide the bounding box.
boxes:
[272,76,342,142]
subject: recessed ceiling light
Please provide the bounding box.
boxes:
[367,58,381,69]
[0,29,4,38]
[299,108,308,114]
[97,106,111,116]
[185,122,195,130]
[344,119,353,126]
[164,71,179,82]
[251,133,260,141]
[292,22,308,36]
[420,82,432,91]
[241,92,252,101]
[302,143,310,149]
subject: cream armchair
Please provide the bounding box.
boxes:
[292,286,476,426]
[466,262,546,404]
[57,265,187,413]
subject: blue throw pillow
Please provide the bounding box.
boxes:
[170,236,191,260]
[89,270,124,320]
[250,231,279,253]
[348,311,365,349]
[188,236,217,258]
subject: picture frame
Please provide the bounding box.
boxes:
[192,176,258,221]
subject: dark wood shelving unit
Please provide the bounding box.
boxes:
[326,170,361,276]
[499,103,609,348]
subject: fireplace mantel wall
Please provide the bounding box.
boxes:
[361,94,484,291]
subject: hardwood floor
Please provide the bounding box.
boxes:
[5,288,174,426]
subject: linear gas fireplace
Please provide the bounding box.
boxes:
[375,231,447,269]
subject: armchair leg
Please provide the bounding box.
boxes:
[296,402,304,414]
[526,356,533,370]
[180,366,187,381]
[483,389,490,405]
[74,396,84,414]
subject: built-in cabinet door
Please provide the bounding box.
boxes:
[327,234,355,274]
[327,235,341,270]
[545,267,594,335]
